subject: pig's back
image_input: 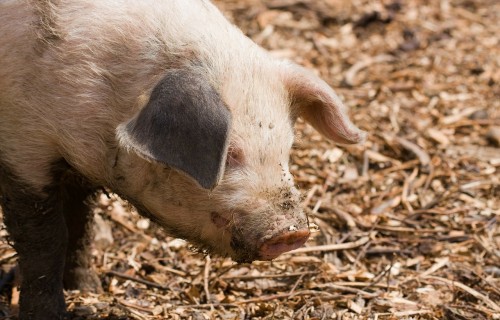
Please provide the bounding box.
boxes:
[0,1,37,105]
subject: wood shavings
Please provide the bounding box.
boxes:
[393,136,431,168]
[423,276,500,313]
[284,236,370,255]
[344,55,396,87]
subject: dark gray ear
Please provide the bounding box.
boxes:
[117,69,231,189]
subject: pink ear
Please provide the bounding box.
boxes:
[282,64,366,144]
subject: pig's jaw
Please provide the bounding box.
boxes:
[131,198,310,263]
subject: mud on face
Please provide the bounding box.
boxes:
[209,182,310,263]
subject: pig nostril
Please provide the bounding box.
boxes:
[259,229,310,260]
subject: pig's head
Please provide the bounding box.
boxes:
[115,62,365,263]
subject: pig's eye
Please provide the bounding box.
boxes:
[226,144,245,167]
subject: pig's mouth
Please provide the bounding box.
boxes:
[229,227,310,263]
[258,228,310,260]
[211,211,310,263]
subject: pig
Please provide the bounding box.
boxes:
[0,0,365,318]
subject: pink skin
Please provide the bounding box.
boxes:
[210,211,310,261]
[259,229,310,260]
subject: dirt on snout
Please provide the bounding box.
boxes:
[1,0,499,319]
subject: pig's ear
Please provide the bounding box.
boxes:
[117,69,231,189]
[283,64,366,144]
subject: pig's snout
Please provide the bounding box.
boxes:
[259,228,310,260]
[226,207,310,262]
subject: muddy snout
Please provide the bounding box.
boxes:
[226,207,310,262]
[259,227,310,260]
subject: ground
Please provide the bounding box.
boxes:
[1,0,499,319]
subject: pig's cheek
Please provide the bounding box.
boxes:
[211,211,231,229]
